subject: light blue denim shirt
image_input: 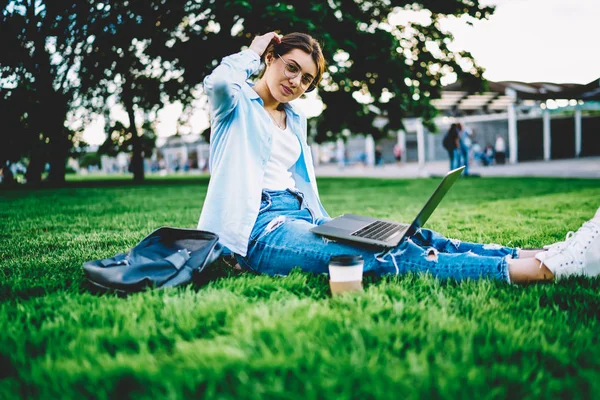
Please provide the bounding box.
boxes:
[197,49,329,257]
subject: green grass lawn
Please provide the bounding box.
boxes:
[1,176,599,399]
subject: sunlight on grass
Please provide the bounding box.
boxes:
[1,176,599,398]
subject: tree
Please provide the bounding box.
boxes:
[0,85,34,185]
[2,0,493,184]
[78,0,189,181]
[171,0,492,142]
[0,0,101,183]
[98,119,156,167]
[78,151,102,170]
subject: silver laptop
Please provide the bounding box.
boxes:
[310,166,465,248]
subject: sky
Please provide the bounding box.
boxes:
[82,0,600,145]
[443,0,599,84]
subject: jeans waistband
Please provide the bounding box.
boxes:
[261,189,305,211]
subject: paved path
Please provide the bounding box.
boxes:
[314,157,600,179]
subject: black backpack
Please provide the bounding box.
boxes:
[442,132,451,150]
[442,127,457,151]
[83,227,223,293]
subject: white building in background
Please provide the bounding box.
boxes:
[155,134,210,172]
[71,134,211,175]
[75,78,599,175]
[100,153,130,173]
[322,78,600,169]
[425,78,600,163]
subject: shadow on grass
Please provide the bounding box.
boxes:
[1,261,345,302]
[72,260,247,299]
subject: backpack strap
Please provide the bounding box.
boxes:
[164,249,191,270]
[99,253,127,267]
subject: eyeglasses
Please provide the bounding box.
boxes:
[277,54,316,92]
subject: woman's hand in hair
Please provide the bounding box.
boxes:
[249,32,281,57]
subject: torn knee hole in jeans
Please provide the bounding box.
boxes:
[265,215,286,234]
[424,247,438,262]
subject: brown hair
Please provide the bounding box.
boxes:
[259,32,325,93]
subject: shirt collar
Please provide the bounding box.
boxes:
[243,81,300,117]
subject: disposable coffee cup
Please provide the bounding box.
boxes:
[328,255,364,295]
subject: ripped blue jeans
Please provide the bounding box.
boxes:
[235,189,518,282]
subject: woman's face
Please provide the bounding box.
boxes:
[264,48,317,103]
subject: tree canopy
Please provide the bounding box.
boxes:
[1,0,493,183]
[169,0,492,141]
[1,0,99,183]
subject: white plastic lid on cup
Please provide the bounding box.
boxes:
[328,255,364,282]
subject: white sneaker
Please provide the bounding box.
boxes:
[542,235,570,252]
[536,209,600,279]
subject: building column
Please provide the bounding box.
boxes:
[182,147,189,168]
[365,135,375,166]
[336,138,345,168]
[398,130,407,164]
[506,88,518,164]
[543,110,551,161]
[416,119,425,168]
[575,109,582,157]
[427,131,435,161]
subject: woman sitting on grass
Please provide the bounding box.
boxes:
[197,31,600,284]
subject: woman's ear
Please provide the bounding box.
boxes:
[264,53,274,66]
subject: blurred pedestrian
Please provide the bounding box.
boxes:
[393,143,402,164]
[495,136,506,164]
[442,123,460,171]
[375,145,383,166]
[481,144,495,166]
[456,122,472,175]
[471,142,482,162]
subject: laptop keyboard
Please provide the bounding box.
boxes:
[351,221,409,242]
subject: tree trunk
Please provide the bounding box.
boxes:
[124,94,144,182]
[25,154,45,185]
[47,116,71,185]
[47,150,67,183]
[47,128,71,184]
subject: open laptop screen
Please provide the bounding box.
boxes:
[406,166,464,236]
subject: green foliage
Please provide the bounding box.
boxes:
[0,86,37,167]
[1,177,600,398]
[77,0,191,181]
[1,0,175,182]
[2,0,494,182]
[98,120,157,159]
[78,152,102,169]
[0,0,97,183]
[172,0,493,142]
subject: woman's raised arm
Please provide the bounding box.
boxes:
[203,32,281,120]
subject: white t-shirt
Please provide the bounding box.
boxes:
[262,123,301,190]
[495,137,506,152]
